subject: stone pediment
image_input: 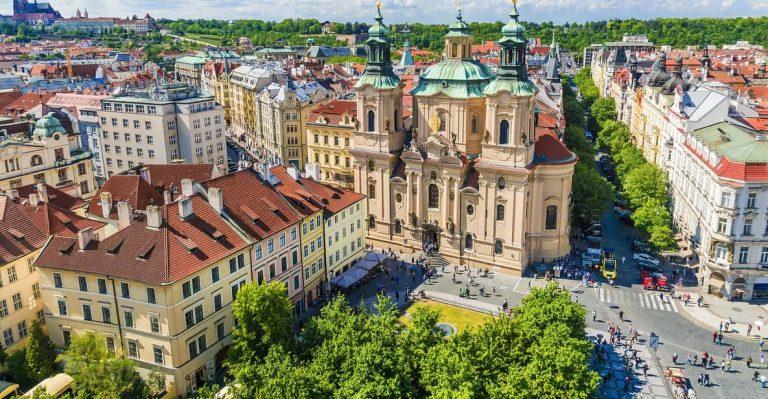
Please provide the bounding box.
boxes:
[424,134,449,159]
[439,154,463,167]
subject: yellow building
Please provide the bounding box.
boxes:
[0,113,95,199]
[0,188,104,353]
[35,193,251,397]
[306,100,357,188]
[269,165,327,303]
[229,65,273,142]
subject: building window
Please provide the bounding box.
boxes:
[102,307,111,323]
[739,247,749,264]
[105,337,115,353]
[82,304,92,321]
[437,110,446,131]
[293,274,300,290]
[11,293,20,311]
[57,299,67,316]
[714,244,728,261]
[499,120,510,144]
[78,276,88,292]
[17,321,27,339]
[466,204,475,215]
[53,273,62,288]
[497,177,506,189]
[3,329,13,347]
[744,219,754,236]
[127,341,138,358]
[367,110,375,132]
[394,219,402,234]
[30,155,42,166]
[368,215,376,229]
[214,294,222,312]
[62,330,71,347]
[368,184,376,199]
[124,311,134,328]
[496,205,505,221]
[267,239,274,253]
[216,322,225,341]
[716,218,728,234]
[761,247,768,264]
[747,193,757,208]
[146,287,156,304]
[153,346,164,365]
[720,192,731,207]
[465,234,473,250]
[150,315,160,333]
[97,279,107,294]
[120,282,130,298]
[212,266,220,283]
[428,184,439,208]
[545,205,558,230]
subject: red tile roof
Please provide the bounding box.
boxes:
[13,183,86,211]
[202,169,301,240]
[87,175,164,218]
[533,134,576,165]
[0,196,104,263]
[270,165,364,215]
[4,92,54,115]
[35,195,248,285]
[124,163,216,194]
[309,100,356,126]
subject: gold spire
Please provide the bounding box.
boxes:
[376,0,382,11]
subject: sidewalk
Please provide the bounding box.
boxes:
[676,287,768,340]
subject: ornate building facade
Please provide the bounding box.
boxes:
[350,4,576,276]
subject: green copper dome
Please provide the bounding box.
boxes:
[356,3,400,90]
[411,59,495,98]
[500,2,525,43]
[367,7,389,39]
[33,112,66,138]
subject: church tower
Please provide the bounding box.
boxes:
[481,0,537,168]
[350,1,404,240]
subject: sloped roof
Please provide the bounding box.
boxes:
[272,165,364,215]
[202,169,301,240]
[309,100,356,126]
[126,163,216,193]
[692,122,768,163]
[13,183,86,211]
[532,134,576,165]
[35,195,248,285]
[87,175,164,218]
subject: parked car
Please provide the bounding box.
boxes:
[633,252,660,265]
[637,261,663,274]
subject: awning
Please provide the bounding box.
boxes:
[331,267,369,289]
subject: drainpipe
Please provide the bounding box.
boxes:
[108,276,125,353]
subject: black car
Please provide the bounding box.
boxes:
[637,262,663,274]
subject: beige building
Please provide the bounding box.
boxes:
[174,56,207,89]
[229,65,278,141]
[0,113,95,198]
[0,187,104,353]
[306,100,357,188]
[350,6,575,275]
[36,193,251,397]
[97,83,227,177]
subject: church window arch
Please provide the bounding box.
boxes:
[496,204,505,221]
[368,160,375,172]
[394,219,402,234]
[545,205,558,230]
[368,215,376,229]
[465,233,473,250]
[428,184,439,208]
[367,110,375,132]
[30,155,43,167]
[393,109,399,130]
[497,177,506,189]
[494,239,503,255]
[471,113,479,134]
[368,184,376,199]
[499,119,510,145]
[451,43,458,58]
[437,110,446,132]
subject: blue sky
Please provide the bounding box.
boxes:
[4,0,767,24]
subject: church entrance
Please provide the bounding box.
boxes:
[423,226,440,252]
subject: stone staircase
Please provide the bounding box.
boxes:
[422,251,450,270]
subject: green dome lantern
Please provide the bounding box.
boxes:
[355,1,400,90]
[33,112,67,139]
[483,0,536,96]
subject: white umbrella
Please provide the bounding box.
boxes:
[754,320,765,327]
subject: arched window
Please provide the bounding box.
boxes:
[494,239,503,255]
[496,204,505,221]
[368,215,376,229]
[499,119,510,145]
[471,114,478,134]
[466,204,474,215]
[367,160,375,172]
[394,219,402,234]
[367,110,375,132]
[465,233,473,250]
[451,43,458,58]
[428,184,439,208]
[545,205,558,230]
[30,155,43,167]
[437,110,446,132]
[497,177,506,189]
[368,184,376,199]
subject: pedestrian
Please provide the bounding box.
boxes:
[703,373,710,386]
[749,324,753,337]
[718,333,723,345]
[686,354,692,365]
[395,291,400,302]
[697,295,703,307]
[712,331,718,343]
[673,352,678,365]
[719,321,723,332]
[761,352,765,368]
[753,371,760,382]
[619,310,624,321]
[697,373,703,385]
[720,359,726,372]
[748,355,753,368]
[623,375,631,391]
[726,359,732,372]
[693,353,698,366]
[592,309,597,322]
[502,299,508,312]
[642,363,649,377]
[492,286,496,296]
[762,374,768,389]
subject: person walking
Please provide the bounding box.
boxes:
[761,352,765,368]
[697,295,703,307]
[762,374,768,389]
[726,359,732,372]
[748,355,753,368]
[592,309,597,322]
[619,310,624,322]
[753,371,760,382]
[718,332,724,345]
[712,331,718,344]
[748,324,753,337]
[697,373,703,386]
[703,373,710,386]
[720,359,726,372]
[642,363,649,378]
[673,352,679,365]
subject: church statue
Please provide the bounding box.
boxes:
[484,130,490,143]
[409,212,418,227]
[447,219,455,235]
[384,117,390,131]
[450,131,457,146]
[521,132,527,143]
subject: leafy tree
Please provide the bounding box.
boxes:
[649,224,676,250]
[62,333,149,399]
[25,320,58,382]
[614,146,646,183]
[590,97,617,128]
[572,163,614,225]
[623,163,667,208]
[631,198,671,233]
[6,349,35,390]
[228,282,294,368]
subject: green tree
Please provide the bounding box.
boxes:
[228,281,294,368]
[623,163,667,208]
[572,163,614,225]
[590,97,617,128]
[62,333,149,399]
[25,320,58,382]
[6,349,35,390]
[649,224,676,250]
[631,198,671,233]
[614,146,646,183]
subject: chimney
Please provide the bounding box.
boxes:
[287,165,300,181]
[29,193,40,206]
[100,191,113,218]
[146,205,162,229]
[163,189,172,205]
[306,163,321,181]
[207,187,223,214]
[117,201,132,230]
[178,197,193,219]
[77,227,94,250]
[181,179,195,198]
[36,183,48,203]
[7,189,18,201]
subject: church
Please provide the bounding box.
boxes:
[350,3,576,276]
[13,0,61,25]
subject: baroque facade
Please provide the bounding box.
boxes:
[350,4,575,276]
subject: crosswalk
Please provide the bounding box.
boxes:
[596,288,680,313]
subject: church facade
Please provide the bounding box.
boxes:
[350,4,576,276]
